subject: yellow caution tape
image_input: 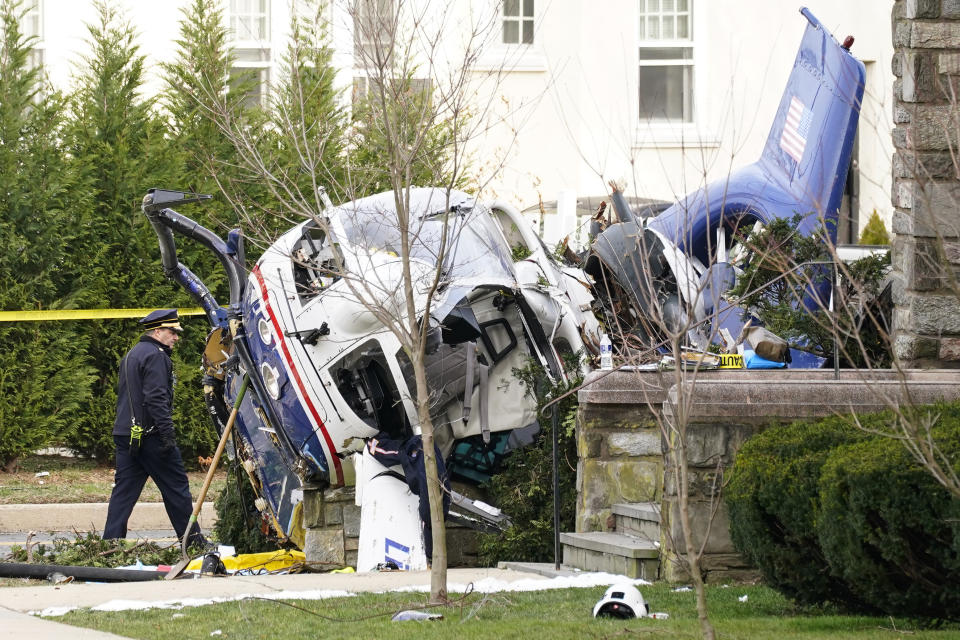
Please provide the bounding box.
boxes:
[719,353,745,369]
[0,307,206,322]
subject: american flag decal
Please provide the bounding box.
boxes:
[780,96,811,163]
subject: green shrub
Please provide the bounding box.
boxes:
[817,405,960,620]
[212,460,279,554]
[730,215,891,367]
[858,210,890,245]
[476,415,578,564]
[478,360,579,565]
[170,353,218,466]
[726,414,874,608]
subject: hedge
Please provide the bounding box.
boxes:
[726,414,872,608]
[817,405,960,619]
[727,401,960,620]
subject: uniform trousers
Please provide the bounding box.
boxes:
[103,434,203,545]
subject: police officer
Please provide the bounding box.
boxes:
[103,309,205,546]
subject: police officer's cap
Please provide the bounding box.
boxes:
[139,309,183,332]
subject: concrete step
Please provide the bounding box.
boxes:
[612,502,660,541]
[560,531,659,580]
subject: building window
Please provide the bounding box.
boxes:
[638,0,693,122]
[353,0,394,68]
[230,0,268,41]
[23,0,43,69]
[352,75,431,102]
[502,0,534,45]
[230,50,270,109]
[23,0,40,37]
[229,0,270,106]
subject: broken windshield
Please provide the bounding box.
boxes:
[335,189,515,286]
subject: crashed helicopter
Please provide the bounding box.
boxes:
[142,7,864,568]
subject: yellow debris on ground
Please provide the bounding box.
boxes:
[186,549,306,573]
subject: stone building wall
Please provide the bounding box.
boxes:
[892,0,960,366]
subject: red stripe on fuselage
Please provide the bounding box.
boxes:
[252,266,344,486]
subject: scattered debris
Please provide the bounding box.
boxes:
[331,567,355,574]
[391,610,443,622]
[47,572,73,585]
[34,471,49,478]
[739,595,749,603]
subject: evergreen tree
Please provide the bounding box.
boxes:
[65,1,213,462]
[161,0,248,297]
[858,210,890,245]
[270,1,347,211]
[163,0,236,197]
[0,0,94,469]
[347,72,462,196]
[164,0,291,252]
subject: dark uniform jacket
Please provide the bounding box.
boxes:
[113,335,175,437]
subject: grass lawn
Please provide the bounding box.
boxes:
[0,455,224,504]
[57,583,960,640]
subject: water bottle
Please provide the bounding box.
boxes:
[599,333,613,370]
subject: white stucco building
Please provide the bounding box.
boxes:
[23,0,893,242]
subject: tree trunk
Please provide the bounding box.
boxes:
[675,417,716,640]
[413,357,448,603]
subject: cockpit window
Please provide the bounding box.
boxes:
[330,340,408,438]
[292,221,341,304]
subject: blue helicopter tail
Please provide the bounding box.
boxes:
[757,7,865,239]
[646,7,866,250]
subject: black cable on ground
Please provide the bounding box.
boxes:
[243,582,476,623]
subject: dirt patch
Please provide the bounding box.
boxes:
[0,455,226,504]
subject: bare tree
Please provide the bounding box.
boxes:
[193,0,514,603]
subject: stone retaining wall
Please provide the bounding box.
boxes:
[302,486,360,568]
[577,368,960,582]
[575,370,669,533]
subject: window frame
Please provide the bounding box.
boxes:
[634,0,716,147]
[637,0,694,124]
[474,0,545,72]
[23,0,43,70]
[229,0,270,45]
[352,0,395,70]
[228,0,271,107]
[502,0,535,46]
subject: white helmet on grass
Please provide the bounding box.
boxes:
[593,583,648,619]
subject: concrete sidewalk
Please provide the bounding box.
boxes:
[0,607,129,639]
[0,502,217,534]
[0,567,557,639]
